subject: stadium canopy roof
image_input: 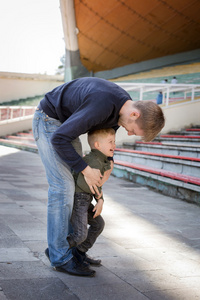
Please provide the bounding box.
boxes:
[60,0,200,79]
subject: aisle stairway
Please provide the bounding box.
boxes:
[113,126,200,205]
[1,127,200,205]
[0,131,37,153]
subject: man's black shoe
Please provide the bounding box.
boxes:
[44,248,95,276]
[72,247,102,266]
[55,257,96,277]
[45,248,50,262]
[45,247,89,267]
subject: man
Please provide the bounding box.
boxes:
[171,76,178,84]
[32,77,165,277]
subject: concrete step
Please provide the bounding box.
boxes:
[123,141,200,158]
[0,131,38,153]
[1,127,200,204]
[154,135,200,146]
[0,138,38,152]
[112,159,200,205]
[114,148,200,178]
[5,134,35,143]
[115,126,200,203]
[169,130,200,136]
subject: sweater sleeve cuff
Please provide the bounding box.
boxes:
[73,159,88,173]
[107,156,114,162]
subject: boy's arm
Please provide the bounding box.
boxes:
[94,160,113,199]
[100,160,114,186]
[93,198,104,218]
[93,159,113,218]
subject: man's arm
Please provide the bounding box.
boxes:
[51,97,114,173]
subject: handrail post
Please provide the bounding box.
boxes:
[165,87,170,107]
[10,108,13,119]
[191,87,195,101]
[20,107,23,118]
[139,87,143,100]
[7,107,10,120]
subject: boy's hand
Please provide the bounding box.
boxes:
[95,190,103,199]
[93,199,104,218]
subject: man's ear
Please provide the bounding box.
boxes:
[130,110,140,120]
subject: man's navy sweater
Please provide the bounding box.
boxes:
[39,77,131,172]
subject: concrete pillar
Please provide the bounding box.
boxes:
[59,0,89,81]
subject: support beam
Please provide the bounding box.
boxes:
[59,0,89,81]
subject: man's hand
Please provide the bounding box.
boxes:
[82,166,103,195]
[93,199,104,218]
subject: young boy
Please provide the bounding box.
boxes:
[67,128,116,266]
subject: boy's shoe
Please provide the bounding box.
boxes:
[72,247,102,266]
[85,255,101,266]
[44,248,95,277]
[55,257,95,277]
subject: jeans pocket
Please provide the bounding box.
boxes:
[44,117,61,133]
[32,115,39,141]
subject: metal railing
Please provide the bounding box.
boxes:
[115,83,200,106]
[0,106,36,123]
[0,83,200,124]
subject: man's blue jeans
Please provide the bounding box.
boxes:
[32,109,82,267]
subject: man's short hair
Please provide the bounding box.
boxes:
[133,100,165,142]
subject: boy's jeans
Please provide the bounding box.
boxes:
[68,192,105,253]
[32,109,82,267]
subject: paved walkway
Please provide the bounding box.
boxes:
[0,145,200,300]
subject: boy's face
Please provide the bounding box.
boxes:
[95,134,116,157]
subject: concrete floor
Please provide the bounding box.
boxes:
[0,145,200,300]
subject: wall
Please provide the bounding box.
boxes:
[161,100,200,133]
[0,117,33,136]
[0,72,64,103]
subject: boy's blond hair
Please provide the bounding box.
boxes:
[133,101,165,142]
[88,128,115,149]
